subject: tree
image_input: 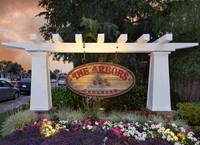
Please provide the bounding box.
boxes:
[37,0,171,84]
[0,60,12,78]
[7,62,23,80]
[0,60,24,80]
[150,0,200,101]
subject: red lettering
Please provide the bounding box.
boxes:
[83,68,89,75]
[117,69,124,79]
[122,72,128,80]
[98,66,105,73]
[72,72,79,79]
[92,66,98,73]
[112,68,117,75]
[105,66,111,74]
[71,68,89,80]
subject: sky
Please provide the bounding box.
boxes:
[0,0,73,73]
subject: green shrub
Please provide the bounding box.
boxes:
[169,119,190,129]
[52,83,147,112]
[1,110,37,136]
[176,102,200,126]
[176,102,200,133]
[101,83,147,111]
[52,87,86,109]
[58,108,84,122]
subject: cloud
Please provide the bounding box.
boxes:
[0,0,45,70]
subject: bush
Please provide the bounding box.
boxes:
[52,83,147,111]
[52,87,86,109]
[101,83,147,111]
[1,110,37,136]
[176,102,200,133]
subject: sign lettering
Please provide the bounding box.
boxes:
[66,62,136,98]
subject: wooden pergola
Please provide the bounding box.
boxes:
[1,33,198,111]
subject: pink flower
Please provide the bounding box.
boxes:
[112,128,122,138]
[55,125,60,130]
[93,126,97,131]
[38,116,44,120]
[46,121,51,125]
[124,123,128,128]
[87,121,92,125]
[98,120,105,127]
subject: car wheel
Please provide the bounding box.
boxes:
[14,92,19,99]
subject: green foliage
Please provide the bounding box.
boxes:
[176,102,200,127]
[150,1,200,101]
[52,83,146,112]
[1,110,37,136]
[169,119,189,129]
[58,108,84,122]
[0,60,24,79]
[101,83,147,111]
[52,87,86,110]
[148,115,166,124]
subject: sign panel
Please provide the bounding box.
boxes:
[66,62,136,98]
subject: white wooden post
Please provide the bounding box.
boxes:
[147,52,171,111]
[30,52,52,111]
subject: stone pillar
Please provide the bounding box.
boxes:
[30,52,52,111]
[147,52,171,111]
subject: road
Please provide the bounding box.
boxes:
[0,94,30,113]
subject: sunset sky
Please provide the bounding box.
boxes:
[0,0,73,73]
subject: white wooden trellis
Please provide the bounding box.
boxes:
[1,33,198,111]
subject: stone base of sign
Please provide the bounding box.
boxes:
[141,108,176,120]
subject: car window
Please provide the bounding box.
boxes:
[0,81,3,87]
[1,81,12,87]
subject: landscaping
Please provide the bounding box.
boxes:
[0,107,199,145]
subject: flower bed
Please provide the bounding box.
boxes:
[0,115,199,145]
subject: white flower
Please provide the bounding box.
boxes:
[180,127,186,132]
[195,141,200,145]
[174,142,182,145]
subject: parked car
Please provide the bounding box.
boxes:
[0,79,20,101]
[17,78,31,94]
[58,76,66,86]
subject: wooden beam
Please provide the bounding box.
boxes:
[75,34,83,44]
[52,34,63,44]
[154,34,173,44]
[25,42,197,53]
[136,34,150,44]
[117,34,127,44]
[97,34,104,44]
[30,34,44,44]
